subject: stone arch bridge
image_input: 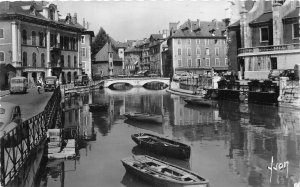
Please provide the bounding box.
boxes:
[102,77,170,88]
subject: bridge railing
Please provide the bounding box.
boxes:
[0,86,61,186]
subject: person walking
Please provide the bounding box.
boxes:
[37,77,43,94]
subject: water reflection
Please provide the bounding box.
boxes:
[37,87,300,187]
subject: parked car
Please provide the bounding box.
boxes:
[10,76,28,94]
[44,76,57,91]
[280,69,295,80]
[0,102,22,137]
[74,74,89,86]
[268,69,295,81]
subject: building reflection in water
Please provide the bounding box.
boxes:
[40,88,300,187]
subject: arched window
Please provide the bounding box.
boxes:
[22,30,27,45]
[39,32,44,47]
[68,55,71,67]
[32,31,36,46]
[60,55,64,67]
[22,52,27,66]
[74,56,77,68]
[41,53,45,67]
[32,52,36,67]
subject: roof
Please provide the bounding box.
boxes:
[0,1,85,31]
[283,7,300,20]
[249,12,272,26]
[125,47,142,53]
[228,20,240,28]
[94,42,122,62]
[170,19,227,38]
[150,34,163,40]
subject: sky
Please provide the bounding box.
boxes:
[54,0,229,42]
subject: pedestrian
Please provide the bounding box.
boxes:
[37,77,43,94]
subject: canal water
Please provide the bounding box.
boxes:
[39,87,300,187]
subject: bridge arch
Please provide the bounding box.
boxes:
[104,78,169,88]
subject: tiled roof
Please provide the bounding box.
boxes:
[283,7,300,20]
[170,19,226,38]
[0,1,85,30]
[94,42,122,62]
[150,34,163,40]
[125,47,142,53]
[249,12,272,25]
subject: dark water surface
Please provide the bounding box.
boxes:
[41,88,300,187]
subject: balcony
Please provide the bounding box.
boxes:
[238,43,300,55]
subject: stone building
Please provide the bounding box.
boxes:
[227,0,300,80]
[92,42,123,78]
[167,19,228,76]
[0,1,93,88]
[80,20,94,79]
[124,47,142,75]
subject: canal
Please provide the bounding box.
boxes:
[37,88,300,187]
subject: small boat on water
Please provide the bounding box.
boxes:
[124,113,163,123]
[121,155,209,187]
[131,133,190,160]
[89,103,109,111]
[184,98,215,107]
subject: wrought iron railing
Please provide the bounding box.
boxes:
[0,86,61,185]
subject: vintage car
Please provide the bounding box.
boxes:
[44,76,57,92]
[10,76,28,94]
[0,102,22,137]
[74,74,89,86]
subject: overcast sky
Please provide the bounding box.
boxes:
[55,0,229,42]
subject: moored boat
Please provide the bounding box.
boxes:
[131,133,190,160]
[89,103,109,111]
[121,155,209,187]
[124,113,163,123]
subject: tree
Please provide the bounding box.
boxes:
[91,27,110,56]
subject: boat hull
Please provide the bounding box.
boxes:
[124,113,163,123]
[131,133,190,160]
[121,155,208,187]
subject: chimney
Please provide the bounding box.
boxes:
[4,1,9,10]
[66,13,71,24]
[83,18,86,28]
[72,13,77,24]
[86,22,89,29]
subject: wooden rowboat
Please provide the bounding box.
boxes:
[124,113,163,123]
[89,103,109,111]
[131,133,190,160]
[121,155,209,187]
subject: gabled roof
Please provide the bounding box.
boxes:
[94,42,122,62]
[170,19,226,38]
[249,12,272,26]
